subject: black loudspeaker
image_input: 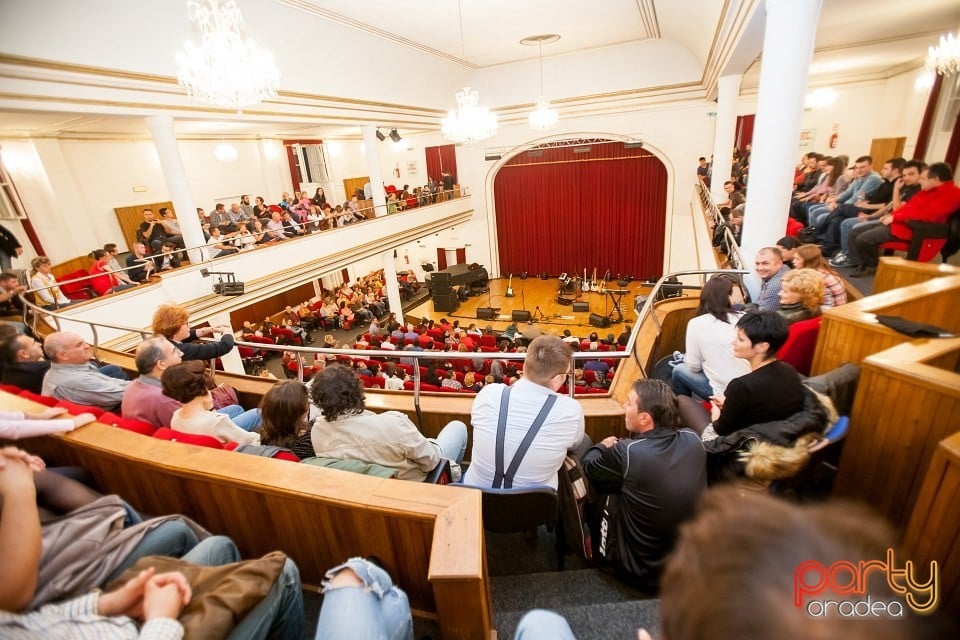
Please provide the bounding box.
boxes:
[589,313,610,328]
[477,307,497,320]
[557,296,574,305]
[512,310,532,322]
[433,292,459,313]
[431,271,452,284]
[572,301,590,312]
[617,279,629,288]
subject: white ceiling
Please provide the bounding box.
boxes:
[0,0,957,139]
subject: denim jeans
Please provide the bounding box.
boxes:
[229,558,304,640]
[840,219,882,254]
[217,405,262,431]
[514,609,577,640]
[106,519,202,580]
[670,363,713,400]
[315,558,412,640]
[99,364,128,381]
[435,420,468,464]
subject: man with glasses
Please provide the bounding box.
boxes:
[41,331,129,410]
[582,379,706,589]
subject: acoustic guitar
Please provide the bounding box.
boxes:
[582,268,590,292]
[505,274,515,297]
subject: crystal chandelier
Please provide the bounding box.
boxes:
[176,0,280,112]
[523,35,560,131]
[441,1,497,144]
[926,32,960,76]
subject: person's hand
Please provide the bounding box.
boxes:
[882,214,894,226]
[638,629,653,640]
[0,446,44,473]
[857,212,869,222]
[71,413,97,429]
[600,436,619,448]
[142,572,191,621]
[826,201,837,212]
[0,449,38,498]
[27,407,69,420]
[98,567,154,618]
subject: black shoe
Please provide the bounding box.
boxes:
[850,265,877,277]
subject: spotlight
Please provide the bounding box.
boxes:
[375,128,386,141]
[389,129,402,143]
[200,269,245,296]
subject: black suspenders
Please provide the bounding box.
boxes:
[492,385,557,489]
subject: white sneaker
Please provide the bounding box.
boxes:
[829,253,848,267]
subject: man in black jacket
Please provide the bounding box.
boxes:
[0,332,49,393]
[0,223,22,272]
[582,379,706,590]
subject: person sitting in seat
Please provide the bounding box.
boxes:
[0,332,50,393]
[162,361,261,444]
[777,269,824,325]
[310,364,467,481]
[41,331,129,410]
[29,256,73,309]
[152,303,236,362]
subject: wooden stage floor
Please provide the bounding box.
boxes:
[406,277,652,339]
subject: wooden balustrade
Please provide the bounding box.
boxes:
[901,431,960,620]
[873,256,960,294]
[834,338,960,529]
[810,274,960,375]
[2,392,493,639]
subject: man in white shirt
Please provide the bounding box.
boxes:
[463,335,585,490]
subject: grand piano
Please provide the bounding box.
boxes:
[426,263,489,291]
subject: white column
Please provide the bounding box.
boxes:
[382,251,403,327]
[741,0,822,292]
[361,125,387,217]
[207,312,245,375]
[711,74,742,203]
[145,115,206,264]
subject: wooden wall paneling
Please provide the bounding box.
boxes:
[113,201,174,252]
[50,255,94,279]
[342,177,369,202]
[873,257,960,294]
[902,432,960,620]
[229,282,317,327]
[834,339,960,529]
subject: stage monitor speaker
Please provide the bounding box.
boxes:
[431,271,451,283]
[589,313,610,328]
[557,296,573,305]
[512,310,532,322]
[433,292,459,313]
[476,307,497,320]
[572,301,590,312]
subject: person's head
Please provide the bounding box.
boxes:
[723,181,736,193]
[780,268,824,311]
[853,155,873,177]
[734,311,790,361]
[103,243,119,256]
[151,304,191,341]
[142,208,155,221]
[210,226,222,238]
[755,247,784,279]
[623,379,679,434]
[230,203,241,214]
[255,196,265,206]
[161,360,212,405]
[464,372,476,387]
[696,275,736,322]
[660,487,930,640]
[776,236,800,263]
[0,272,19,292]
[794,244,829,271]
[161,241,176,253]
[2,333,43,364]
[310,364,365,421]
[135,336,182,377]
[920,162,954,191]
[89,248,109,265]
[882,157,906,180]
[902,160,925,186]
[271,211,283,222]
[698,157,706,166]
[806,153,820,170]
[215,203,226,212]
[523,335,572,389]
[30,256,52,275]
[197,207,205,217]
[132,242,147,256]
[260,380,310,447]
[43,331,92,364]
[241,194,250,204]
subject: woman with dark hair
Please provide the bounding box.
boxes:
[311,187,327,208]
[88,249,135,296]
[794,244,847,307]
[309,364,467,481]
[260,380,311,458]
[162,361,261,444]
[670,275,749,400]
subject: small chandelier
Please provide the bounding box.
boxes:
[442,1,498,144]
[522,34,560,131]
[804,87,837,110]
[176,0,280,112]
[926,32,960,76]
[214,142,238,162]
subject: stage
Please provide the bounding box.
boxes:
[406,276,652,339]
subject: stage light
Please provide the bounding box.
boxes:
[375,128,386,141]
[200,268,245,296]
[389,129,402,143]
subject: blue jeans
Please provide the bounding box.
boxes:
[840,219,881,254]
[315,558,412,640]
[229,558,304,640]
[670,363,713,400]
[106,519,201,580]
[514,609,576,640]
[217,405,262,431]
[99,364,128,381]
[435,420,468,464]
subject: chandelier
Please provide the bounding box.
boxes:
[926,32,960,76]
[441,1,497,144]
[214,142,238,162]
[176,0,280,112]
[523,34,560,131]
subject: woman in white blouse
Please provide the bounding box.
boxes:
[29,256,73,309]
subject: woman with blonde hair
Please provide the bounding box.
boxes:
[794,244,847,308]
[778,269,824,325]
[29,256,72,309]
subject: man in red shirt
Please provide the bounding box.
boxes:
[846,162,960,276]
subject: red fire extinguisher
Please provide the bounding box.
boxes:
[829,126,839,149]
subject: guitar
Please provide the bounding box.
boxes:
[582,268,590,292]
[598,269,610,294]
[505,274,515,297]
[590,268,599,292]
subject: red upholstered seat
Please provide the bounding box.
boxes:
[99,411,156,436]
[0,383,22,393]
[480,335,497,348]
[270,326,302,346]
[57,269,96,300]
[879,237,948,263]
[419,383,440,392]
[586,387,608,394]
[403,380,415,390]
[18,390,58,407]
[153,427,223,449]
[777,316,822,376]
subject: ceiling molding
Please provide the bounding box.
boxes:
[637,0,661,39]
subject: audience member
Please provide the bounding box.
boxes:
[0,333,49,393]
[41,331,129,410]
[162,361,261,444]
[751,247,789,311]
[28,257,72,309]
[793,244,846,307]
[775,236,799,268]
[152,304,236,361]
[88,249,135,296]
[0,272,28,333]
[124,242,155,282]
[777,269,823,325]
[259,380,311,458]
[121,337,184,428]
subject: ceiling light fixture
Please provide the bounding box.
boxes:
[804,87,837,110]
[926,32,960,76]
[176,0,280,113]
[441,0,498,144]
[375,128,386,141]
[214,140,238,162]
[389,129,402,143]
[522,34,560,131]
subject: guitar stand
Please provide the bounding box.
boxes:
[606,289,627,324]
[532,306,546,322]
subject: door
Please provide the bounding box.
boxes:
[868,137,906,164]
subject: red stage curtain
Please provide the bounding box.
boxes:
[425,144,458,183]
[735,115,755,152]
[493,142,668,280]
